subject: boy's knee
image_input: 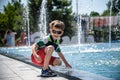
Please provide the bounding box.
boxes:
[53,59,62,66]
[45,45,54,53]
[48,45,54,51]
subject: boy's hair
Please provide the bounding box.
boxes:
[49,20,65,30]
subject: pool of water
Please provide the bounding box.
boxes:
[0,43,120,80]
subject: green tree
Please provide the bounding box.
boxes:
[0,0,24,32]
[101,10,110,16]
[0,0,24,41]
[102,0,120,16]
[29,0,42,32]
[101,0,120,42]
[90,11,100,16]
[0,3,15,30]
[47,0,75,37]
[0,13,8,30]
[29,0,75,38]
[107,0,120,15]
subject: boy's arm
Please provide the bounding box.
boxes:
[58,52,72,68]
[31,43,41,62]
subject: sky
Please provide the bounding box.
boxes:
[72,0,109,15]
[0,0,11,12]
[0,0,109,15]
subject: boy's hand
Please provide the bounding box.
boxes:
[33,53,41,63]
[65,63,72,68]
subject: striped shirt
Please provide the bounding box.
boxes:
[37,35,61,53]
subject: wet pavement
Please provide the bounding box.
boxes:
[0,53,114,80]
[0,54,68,80]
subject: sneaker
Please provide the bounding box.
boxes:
[41,68,57,77]
[48,67,57,75]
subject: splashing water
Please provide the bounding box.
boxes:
[39,0,47,39]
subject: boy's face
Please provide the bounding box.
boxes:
[50,27,64,40]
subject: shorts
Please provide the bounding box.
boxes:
[31,47,57,66]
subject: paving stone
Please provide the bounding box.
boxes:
[0,54,68,80]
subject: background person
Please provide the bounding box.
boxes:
[4,29,12,47]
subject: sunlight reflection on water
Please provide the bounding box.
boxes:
[0,43,120,79]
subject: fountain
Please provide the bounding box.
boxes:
[109,0,113,46]
[0,43,120,80]
[26,0,30,46]
[76,0,82,52]
[29,0,47,43]
[38,0,47,40]
[22,0,30,46]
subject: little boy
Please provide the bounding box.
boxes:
[31,20,71,77]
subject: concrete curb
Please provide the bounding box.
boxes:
[0,52,81,80]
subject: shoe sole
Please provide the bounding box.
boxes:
[40,74,57,77]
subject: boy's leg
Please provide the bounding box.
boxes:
[31,48,45,66]
[53,58,62,66]
[43,45,54,70]
[41,45,58,77]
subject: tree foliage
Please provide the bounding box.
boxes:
[101,10,110,16]
[29,0,75,38]
[102,0,120,16]
[0,0,24,32]
[90,11,100,16]
[47,0,75,37]
[28,0,42,32]
[107,0,120,15]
